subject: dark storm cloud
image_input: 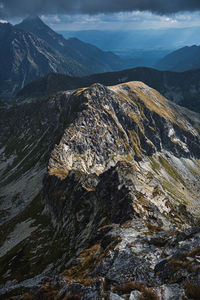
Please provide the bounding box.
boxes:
[1,0,200,17]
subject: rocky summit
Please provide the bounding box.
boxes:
[0,82,200,299]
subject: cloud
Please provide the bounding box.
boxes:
[1,0,200,18]
[37,11,200,32]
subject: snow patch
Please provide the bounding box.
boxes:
[0,19,8,24]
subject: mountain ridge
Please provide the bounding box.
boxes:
[156,44,200,72]
[0,81,200,298]
[17,67,200,113]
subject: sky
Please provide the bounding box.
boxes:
[1,0,200,30]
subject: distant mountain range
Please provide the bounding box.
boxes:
[60,28,200,71]
[59,27,200,51]
[18,67,200,113]
[0,16,123,97]
[2,15,200,104]
[156,45,200,72]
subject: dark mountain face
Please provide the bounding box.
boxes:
[18,67,200,113]
[16,16,124,75]
[0,22,88,97]
[15,15,65,50]
[156,45,200,72]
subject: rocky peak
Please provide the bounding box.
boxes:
[44,81,200,263]
[48,81,200,181]
[25,14,41,21]
[15,15,58,46]
[18,15,47,29]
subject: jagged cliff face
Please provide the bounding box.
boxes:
[0,82,200,299]
[47,82,200,218]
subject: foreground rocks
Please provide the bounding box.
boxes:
[14,225,200,299]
